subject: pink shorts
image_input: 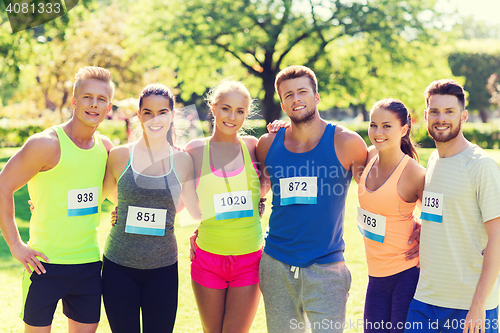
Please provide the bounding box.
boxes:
[191,244,262,289]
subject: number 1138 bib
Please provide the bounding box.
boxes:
[420,191,443,223]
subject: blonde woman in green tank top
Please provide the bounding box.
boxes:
[185,79,268,333]
[102,84,201,333]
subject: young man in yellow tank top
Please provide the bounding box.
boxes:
[0,66,115,333]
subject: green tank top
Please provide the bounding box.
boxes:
[195,138,263,255]
[27,125,108,264]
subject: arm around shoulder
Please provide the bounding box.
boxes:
[102,145,130,204]
[99,134,114,153]
[256,133,276,196]
[174,148,201,221]
[334,126,367,183]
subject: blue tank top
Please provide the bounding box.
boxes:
[264,124,351,267]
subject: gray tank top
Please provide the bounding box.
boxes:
[104,144,181,269]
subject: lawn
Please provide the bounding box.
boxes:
[1,147,500,332]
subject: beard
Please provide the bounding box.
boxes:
[428,121,461,143]
[289,107,316,125]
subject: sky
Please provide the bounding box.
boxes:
[437,0,500,26]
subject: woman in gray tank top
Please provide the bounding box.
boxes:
[101,84,201,333]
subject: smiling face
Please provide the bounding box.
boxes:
[138,95,174,139]
[212,90,249,137]
[71,79,113,128]
[425,94,467,143]
[369,108,408,153]
[278,77,320,125]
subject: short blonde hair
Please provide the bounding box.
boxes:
[73,66,115,100]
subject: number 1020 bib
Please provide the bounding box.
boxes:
[213,190,253,220]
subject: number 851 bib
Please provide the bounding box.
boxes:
[125,206,168,236]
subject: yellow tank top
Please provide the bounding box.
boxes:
[27,125,107,264]
[195,138,263,255]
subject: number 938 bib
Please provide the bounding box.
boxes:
[125,206,168,236]
[68,187,99,216]
[357,207,387,243]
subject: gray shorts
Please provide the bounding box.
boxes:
[259,252,351,333]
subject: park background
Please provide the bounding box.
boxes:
[2,0,500,331]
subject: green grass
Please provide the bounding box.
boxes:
[1,147,500,332]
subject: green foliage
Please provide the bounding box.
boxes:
[140,0,439,123]
[448,43,500,122]
[0,122,44,147]
[96,119,127,145]
[319,35,455,118]
[0,20,36,105]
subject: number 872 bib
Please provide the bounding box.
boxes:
[357,207,387,243]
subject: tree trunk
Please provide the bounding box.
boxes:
[361,105,369,121]
[479,108,489,123]
[262,71,281,125]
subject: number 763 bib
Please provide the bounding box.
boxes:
[357,207,387,243]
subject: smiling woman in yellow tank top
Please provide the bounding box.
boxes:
[185,79,265,333]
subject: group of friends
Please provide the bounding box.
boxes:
[0,64,498,333]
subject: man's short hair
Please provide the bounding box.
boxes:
[424,79,466,110]
[73,66,115,100]
[275,65,318,100]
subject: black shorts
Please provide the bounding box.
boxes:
[21,261,102,327]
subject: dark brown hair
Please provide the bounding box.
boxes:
[371,98,418,161]
[139,84,176,146]
[424,79,466,110]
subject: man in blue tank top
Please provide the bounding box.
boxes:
[256,65,368,333]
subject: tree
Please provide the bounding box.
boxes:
[0,19,35,106]
[6,2,164,122]
[487,73,500,108]
[448,51,500,122]
[140,0,438,123]
[317,32,455,120]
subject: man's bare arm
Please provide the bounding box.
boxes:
[0,134,58,274]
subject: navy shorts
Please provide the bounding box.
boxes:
[21,261,102,327]
[405,299,499,333]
